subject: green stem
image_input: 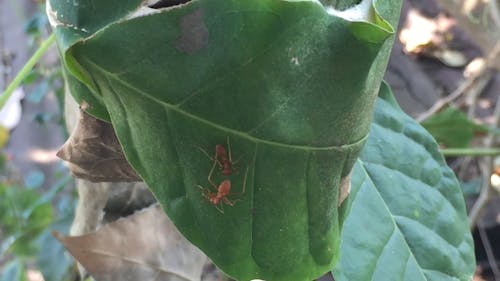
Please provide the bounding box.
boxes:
[441,148,500,156]
[0,33,56,110]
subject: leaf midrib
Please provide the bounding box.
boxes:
[83,57,368,151]
[357,158,465,281]
[357,159,429,281]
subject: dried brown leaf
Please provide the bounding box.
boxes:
[55,204,207,281]
[57,109,141,182]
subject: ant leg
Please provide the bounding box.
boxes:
[233,154,244,166]
[231,167,249,195]
[226,136,232,164]
[223,197,241,206]
[226,137,244,174]
[215,204,224,213]
[226,136,243,165]
[194,145,223,168]
[206,157,219,189]
[197,184,213,199]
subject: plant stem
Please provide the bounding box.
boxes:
[0,32,56,110]
[441,148,500,156]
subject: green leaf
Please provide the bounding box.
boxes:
[48,0,145,121]
[48,0,144,50]
[51,0,402,280]
[421,107,491,148]
[22,70,39,85]
[0,260,26,281]
[36,176,75,281]
[23,170,45,189]
[333,83,475,281]
[24,8,49,36]
[461,178,481,196]
[61,65,110,122]
[36,214,75,281]
[26,81,50,104]
[0,183,54,257]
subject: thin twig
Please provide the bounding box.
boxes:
[465,70,494,116]
[417,41,500,122]
[469,160,494,228]
[478,221,500,280]
[417,66,487,122]
[469,97,500,228]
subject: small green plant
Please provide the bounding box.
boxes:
[0,4,73,280]
[0,158,75,281]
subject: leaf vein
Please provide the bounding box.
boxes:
[369,227,397,281]
[82,52,368,151]
[357,159,429,280]
[77,249,193,281]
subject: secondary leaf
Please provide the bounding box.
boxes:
[333,83,475,281]
[0,183,54,257]
[421,107,491,148]
[54,204,207,281]
[0,260,26,281]
[36,195,76,281]
[50,0,402,279]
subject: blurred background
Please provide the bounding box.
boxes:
[0,0,499,280]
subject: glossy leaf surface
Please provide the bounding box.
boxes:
[49,0,402,280]
[333,84,475,281]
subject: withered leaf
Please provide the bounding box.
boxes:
[54,204,207,281]
[57,109,141,182]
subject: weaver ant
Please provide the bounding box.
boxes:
[198,159,249,213]
[196,137,242,176]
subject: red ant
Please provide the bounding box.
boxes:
[196,137,241,176]
[198,160,249,213]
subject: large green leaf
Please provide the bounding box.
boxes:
[49,0,402,280]
[47,0,145,121]
[333,83,475,281]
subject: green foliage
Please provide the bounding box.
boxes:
[47,0,477,280]
[0,167,75,281]
[19,4,66,128]
[24,10,48,39]
[0,181,54,257]
[36,196,75,281]
[50,0,404,279]
[421,107,497,148]
[0,3,73,280]
[461,178,482,196]
[0,260,26,281]
[334,83,475,281]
